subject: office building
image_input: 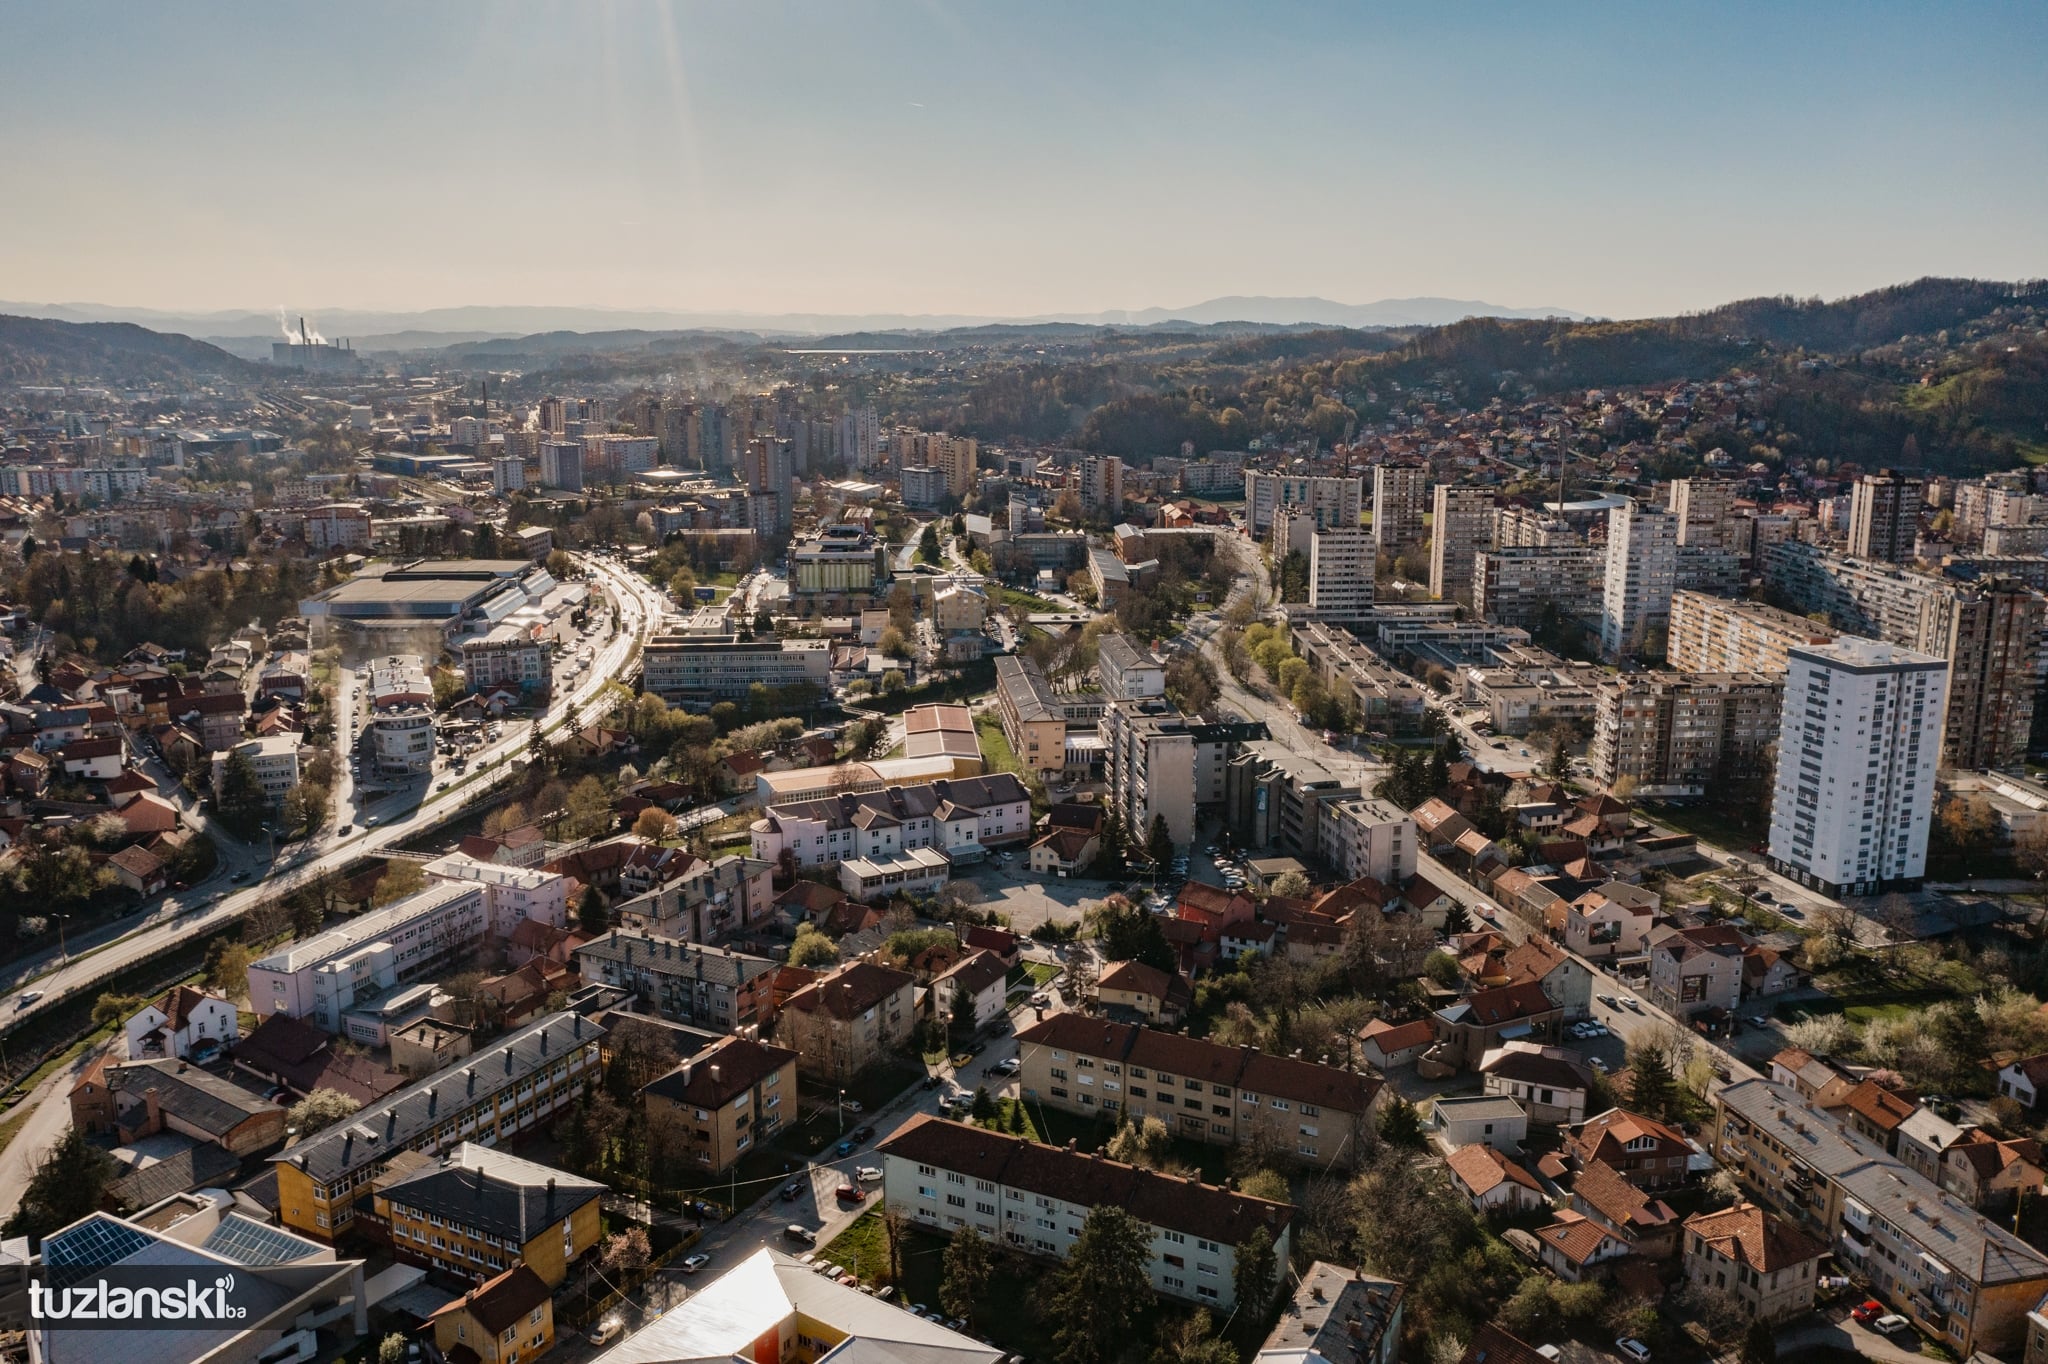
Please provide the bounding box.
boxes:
[1848,469,1928,563]
[1224,739,1359,859]
[641,635,831,704]
[1372,464,1427,556]
[1473,545,1607,628]
[1306,525,1377,621]
[1590,672,1785,796]
[539,440,583,492]
[1429,484,1495,605]
[1013,1014,1384,1169]
[994,655,1105,780]
[1766,638,1947,897]
[1245,471,1364,536]
[272,1012,604,1238]
[1599,499,1679,660]
[1668,591,1837,675]
[1103,699,1197,851]
[789,524,889,594]
[247,881,490,1031]
[211,732,301,806]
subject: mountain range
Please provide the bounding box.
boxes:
[0,295,1588,357]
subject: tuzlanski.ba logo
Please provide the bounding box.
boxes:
[31,1272,248,1323]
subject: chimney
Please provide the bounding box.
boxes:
[1067,1139,1079,1151]
[1347,1318,1363,1340]
[144,1086,162,1130]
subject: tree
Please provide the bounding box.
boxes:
[1233,1225,1278,1316]
[372,859,428,906]
[377,1334,410,1364]
[1739,1317,1777,1364]
[1146,814,1174,869]
[632,807,678,842]
[1628,1042,1679,1119]
[939,1226,994,1325]
[1047,1206,1154,1364]
[1440,900,1474,936]
[564,776,617,840]
[287,1088,361,1135]
[2,1126,115,1248]
[919,524,943,564]
[1104,1116,1172,1169]
[215,748,268,836]
[600,1226,652,1277]
[970,1085,996,1121]
[1269,870,1310,900]
[879,626,911,659]
[790,924,840,968]
[204,939,253,1000]
[1377,1096,1424,1147]
[881,668,907,694]
[1094,896,1174,974]
[1149,1311,1239,1364]
[952,984,977,1036]
[578,885,610,936]
[1239,1168,1290,1203]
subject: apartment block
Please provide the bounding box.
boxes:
[994,655,1103,780]
[1014,1014,1384,1168]
[641,1036,799,1174]
[1372,465,1427,556]
[1848,469,1928,563]
[879,1115,1292,1312]
[1317,796,1418,885]
[373,1144,603,1287]
[1098,632,1166,703]
[1429,484,1496,605]
[1224,739,1359,860]
[1669,478,1739,549]
[248,881,490,1030]
[641,635,831,704]
[1305,526,1377,621]
[1291,620,1431,734]
[1590,671,1784,796]
[460,624,549,693]
[1081,454,1124,516]
[272,1012,604,1238]
[1495,506,1580,548]
[1767,638,1947,897]
[1474,545,1607,628]
[1600,499,1679,661]
[574,929,779,1033]
[1711,1079,2048,1357]
[1104,699,1197,852]
[1765,542,2041,770]
[539,439,583,492]
[1668,590,1837,675]
[1245,471,1363,536]
[777,960,917,1081]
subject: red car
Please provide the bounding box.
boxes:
[1851,1300,1885,1324]
[835,1183,865,1203]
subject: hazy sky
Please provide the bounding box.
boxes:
[4,1,2043,320]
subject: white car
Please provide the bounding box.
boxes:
[1619,996,1643,1013]
[1615,1338,1652,1362]
[856,1166,882,1182]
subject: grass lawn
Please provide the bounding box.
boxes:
[976,715,1024,778]
[999,587,1059,613]
[1639,799,1768,855]
[1024,961,1061,987]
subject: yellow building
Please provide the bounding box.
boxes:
[640,1035,799,1175]
[431,1263,555,1364]
[374,1143,604,1287]
[272,1012,605,1240]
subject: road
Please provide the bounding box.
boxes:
[0,553,667,1017]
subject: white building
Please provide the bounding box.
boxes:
[124,985,240,1061]
[1373,465,1427,556]
[421,852,570,938]
[460,624,549,693]
[1306,525,1376,621]
[1245,471,1363,536]
[1766,638,1949,897]
[367,706,435,776]
[211,732,302,806]
[750,773,1034,871]
[247,881,489,1030]
[491,455,526,494]
[1097,632,1165,703]
[1429,484,1495,605]
[1103,700,1197,852]
[1317,796,1417,885]
[1600,499,1679,661]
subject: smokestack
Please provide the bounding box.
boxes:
[300,316,309,346]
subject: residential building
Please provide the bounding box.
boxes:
[1429,1095,1529,1153]
[749,773,1033,870]
[1014,1014,1384,1168]
[539,439,583,491]
[1670,478,1738,549]
[1532,1210,1631,1282]
[878,1115,1293,1311]
[573,930,779,1033]
[607,852,777,943]
[271,1012,604,1239]
[900,462,947,507]
[1478,1042,1591,1125]
[1682,1203,1826,1321]
[776,960,917,1081]
[1766,637,1948,897]
[1600,498,1679,660]
[492,455,526,494]
[1098,632,1166,702]
[1572,1158,1680,1258]
[374,1144,603,1287]
[1316,797,1417,885]
[1429,484,1495,605]
[1667,590,1837,675]
[589,1247,1000,1364]
[1569,1108,1693,1190]
[640,1036,798,1175]
[70,1056,285,1155]
[1848,468,1928,563]
[1561,884,1655,961]
[1246,471,1363,536]
[429,1264,554,1364]
[1473,545,1607,628]
[933,950,1010,1033]
[420,853,570,938]
[247,880,491,1031]
[641,634,831,703]
[1305,525,1377,621]
[1104,699,1197,852]
[1372,464,1427,557]
[123,984,238,1061]
[1256,1260,1404,1364]
[1446,1142,1549,1214]
[1429,981,1563,1070]
[1647,924,1746,1018]
[461,625,550,694]
[1093,959,1192,1027]
[994,654,1101,780]
[1589,671,1784,796]
[1081,453,1124,516]
[1711,1078,2048,1357]
[1764,542,2038,771]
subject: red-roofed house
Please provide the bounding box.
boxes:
[1446,1143,1547,1214]
[1532,1209,1631,1281]
[1431,981,1564,1070]
[1681,1203,1826,1320]
[1569,1109,1693,1190]
[1359,1017,1436,1071]
[1572,1159,1680,1258]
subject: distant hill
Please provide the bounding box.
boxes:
[0,314,261,385]
[1051,295,1588,328]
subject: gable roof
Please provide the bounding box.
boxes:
[107,1058,282,1139]
[783,960,914,1021]
[1572,1159,1675,1233]
[1446,1142,1543,1199]
[1571,1108,1689,1164]
[1841,1078,1919,1132]
[1684,1202,1826,1272]
[1015,1015,1381,1116]
[642,1036,797,1110]
[381,1143,604,1243]
[1533,1209,1626,1265]
[432,1264,552,1336]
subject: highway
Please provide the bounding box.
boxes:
[0,553,670,1022]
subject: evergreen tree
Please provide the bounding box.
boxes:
[215,748,269,837]
[1048,1207,1154,1364]
[939,1225,994,1325]
[1146,814,1174,868]
[1232,1226,1278,1317]
[1629,1043,1679,1119]
[2,1126,114,1249]
[578,885,611,935]
[1739,1317,1777,1364]
[1440,900,1475,936]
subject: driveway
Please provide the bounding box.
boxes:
[1778,1318,1935,1364]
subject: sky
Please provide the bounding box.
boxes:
[2,0,2044,322]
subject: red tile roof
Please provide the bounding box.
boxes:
[1683,1202,1826,1272]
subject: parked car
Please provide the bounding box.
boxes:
[780,1181,804,1201]
[852,1124,875,1142]
[784,1224,816,1245]
[189,1040,223,1065]
[992,1057,1021,1076]
[1619,996,1643,1013]
[856,1166,882,1182]
[1596,994,1617,1009]
[1873,1315,1910,1336]
[921,1074,943,1090]
[1851,1300,1885,1324]
[837,1139,858,1157]
[836,1183,865,1203]
[1615,1339,1652,1362]
[680,1253,712,1274]
[587,1318,624,1345]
